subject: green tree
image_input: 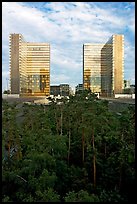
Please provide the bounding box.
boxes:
[64,190,100,202]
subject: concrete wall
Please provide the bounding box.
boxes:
[115,94,132,99]
[132,94,135,99]
[2,94,20,99]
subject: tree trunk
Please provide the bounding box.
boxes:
[60,107,63,136]
[82,128,85,165]
[8,142,10,159]
[104,142,107,158]
[55,112,59,134]
[119,133,124,189]
[92,128,96,189]
[68,128,71,165]
[82,127,85,165]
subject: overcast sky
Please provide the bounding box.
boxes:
[2,2,135,91]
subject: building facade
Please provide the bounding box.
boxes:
[83,34,124,96]
[60,84,70,96]
[50,85,60,96]
[9,34,50,96]
[50,84,70,96]
[124,80,130,89]
[75,84,83,93]
[83,44,103,93]
[9,34,25,94]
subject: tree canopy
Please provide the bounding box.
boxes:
[2,91,135,202]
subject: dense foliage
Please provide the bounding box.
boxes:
[2,91,135,202]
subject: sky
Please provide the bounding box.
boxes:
[2,2,135,92]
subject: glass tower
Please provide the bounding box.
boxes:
[9,34,50,96]
[83,34,124,96]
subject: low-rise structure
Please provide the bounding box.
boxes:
[75,84,83,94]
[50,84,70,96]
[50,85,60,96]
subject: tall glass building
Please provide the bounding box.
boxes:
[9,34,50,96]
[83,34,124,96]
[83,44,103,93]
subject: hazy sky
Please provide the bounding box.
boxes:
[2,2,135,91]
